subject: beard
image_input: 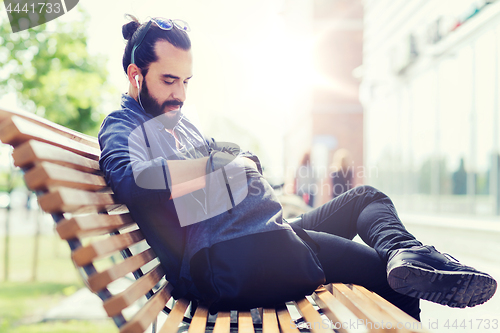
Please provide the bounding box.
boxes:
[139,78,184,129]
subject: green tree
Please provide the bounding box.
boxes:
[0,7,111,135]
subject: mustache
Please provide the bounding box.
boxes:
[162,100,184,109]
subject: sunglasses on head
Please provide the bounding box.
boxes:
[131,18,190,65]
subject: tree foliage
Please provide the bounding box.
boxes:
[0,8,111,135]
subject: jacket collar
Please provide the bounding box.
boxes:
[120,93,164,130]
[121,93,147,116]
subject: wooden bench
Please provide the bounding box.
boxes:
[0,108,430,333]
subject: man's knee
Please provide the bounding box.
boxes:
[352,185,381,195]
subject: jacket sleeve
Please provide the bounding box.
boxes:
[98,111,172,207]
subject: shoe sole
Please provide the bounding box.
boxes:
[387,263,497,308]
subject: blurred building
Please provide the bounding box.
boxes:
[361,0,500,216]
[283,0,364,206]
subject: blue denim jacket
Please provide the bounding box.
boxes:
[98,94,289,298]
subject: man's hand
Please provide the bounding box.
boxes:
[208,139,263,174]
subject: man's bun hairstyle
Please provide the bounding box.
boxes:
[122,14,191,76]
[122,18,140,40]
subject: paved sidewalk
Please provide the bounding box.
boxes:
[42,278,140,322]
[43,288,108,321]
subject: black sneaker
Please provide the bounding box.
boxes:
[387,245,497,308]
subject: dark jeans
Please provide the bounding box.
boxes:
[290,185,422,320]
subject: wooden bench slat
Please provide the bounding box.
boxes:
[312,287,366,333]
[158,298,190,333]
[88,248,157,293]
[238,311,255,333]
[262,308,280,333]
[295,297,335,333]
[187,305,209,333]
[119,283,173,333]
[330,284,391,332]
[0,116,99,159]
[72,229,145,267]
[56,213,135,239]
[213,311,231,333]
[351,285,429,333]
[276,305,301,333]
[38,187,115,213]
[12,140,100,173]
[107,204,130,214]
[103,265,166,317]
[0,107,99,148]
[349,286,400,331]
[24,161,107,191]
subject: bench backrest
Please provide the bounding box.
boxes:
[0,109,172,333]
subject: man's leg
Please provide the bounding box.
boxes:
[289,185,421,318]
[296,185,421,261]
[304,229,421,320]
[292,185,497,308]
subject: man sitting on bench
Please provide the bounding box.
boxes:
[98,15,497,321]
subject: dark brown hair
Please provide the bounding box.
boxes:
[122,15,191,76]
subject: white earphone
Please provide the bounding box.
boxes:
[135,74,145,111]
[134,74,140,89]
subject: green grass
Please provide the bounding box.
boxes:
[1,233,78,283]
[6,320,117,333]
[0,234,118,333]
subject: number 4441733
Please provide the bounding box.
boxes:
[5,2,62,15]
[443,319,498,330]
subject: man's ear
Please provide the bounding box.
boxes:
[127,64,142,88]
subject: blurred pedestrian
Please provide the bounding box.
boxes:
[295,152,316,207]
[330,148,354,198]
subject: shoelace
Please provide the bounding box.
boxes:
[443,252,460,263]
[427,245,460,263]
